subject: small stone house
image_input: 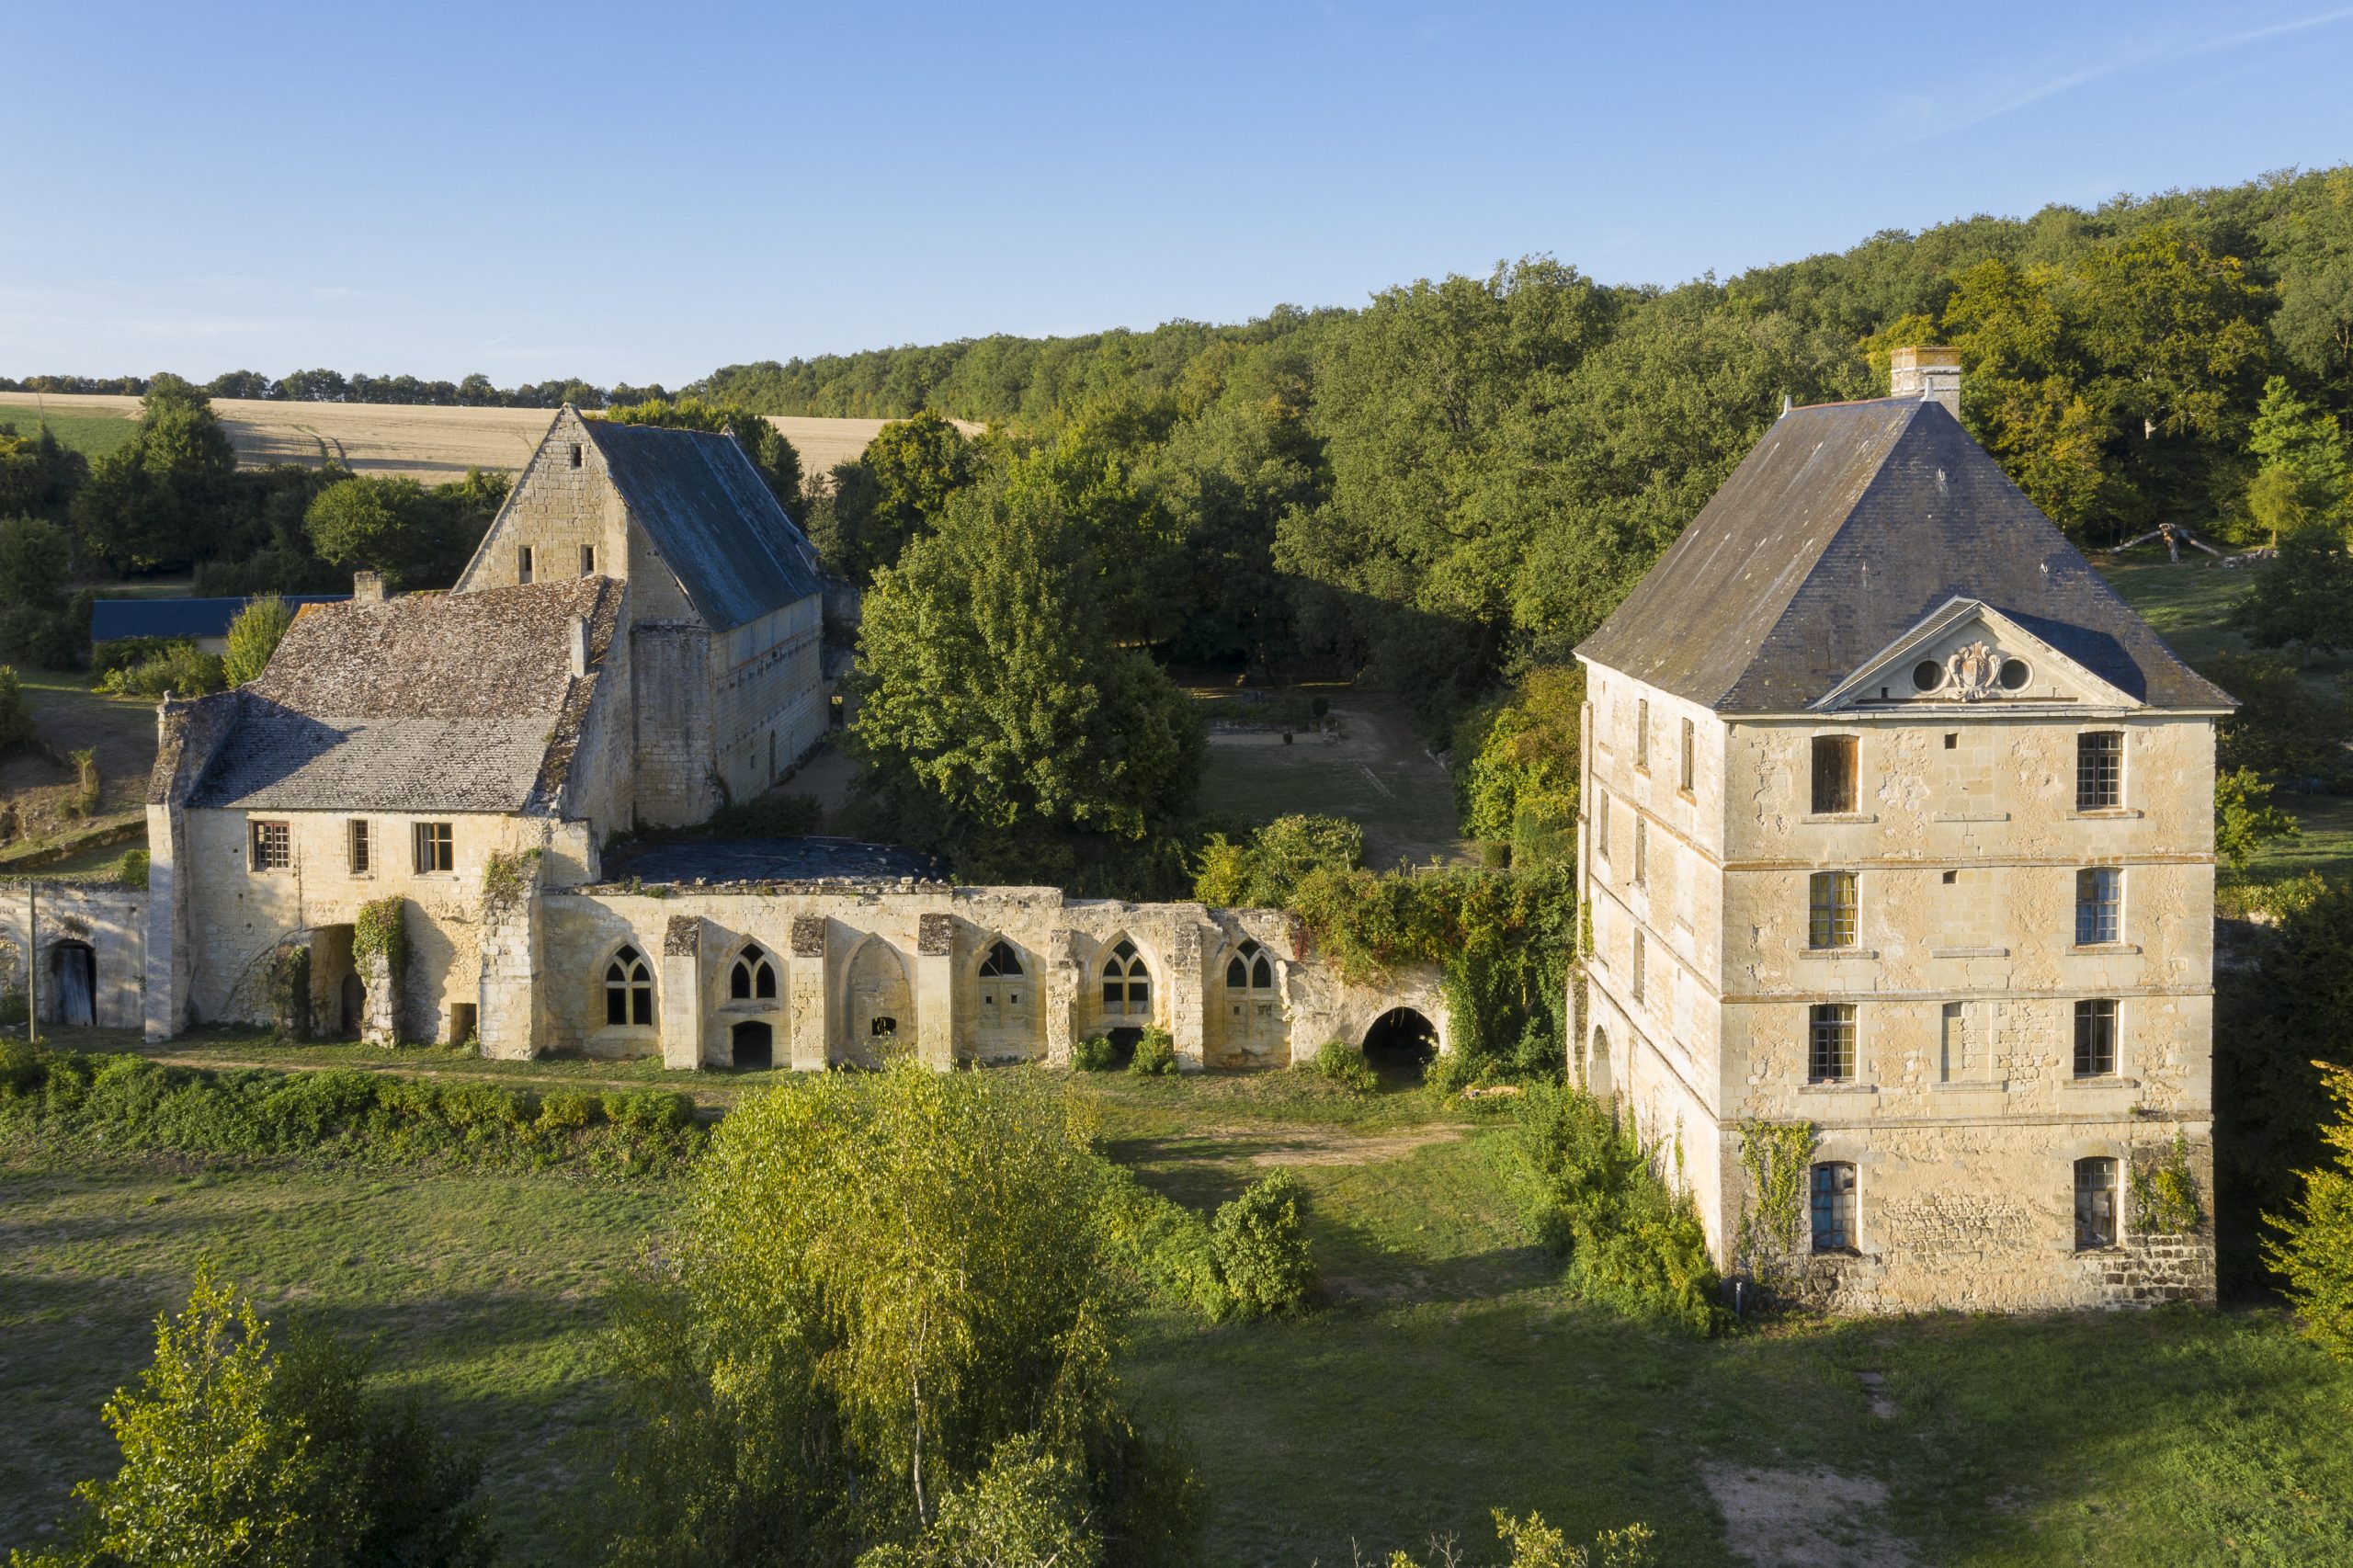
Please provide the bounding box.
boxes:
[1576,347,2231,1312]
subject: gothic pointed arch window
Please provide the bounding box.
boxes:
[730,942,777,1002]
[605,945,654,1027]
[1225,938,1275,994]
[1102,938,1150,1019]
[977,940,1026,1032]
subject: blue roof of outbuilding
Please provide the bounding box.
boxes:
[92,597,347,643]
[582,419,824,631]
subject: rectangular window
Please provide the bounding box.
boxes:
[1594,791,1610,858]
[2074,998,2118,1077]
[1631,930,1645,1003]
[2077,731,2123,811]
[1636,699,1650,769]
[1811,734,1858,814]
[250,820,290,871]
[581,544,597,575]
[1808,870,1858,950]
[1808,1003,1856,1083]
[517,545,535,584]
[1633,820,1648,886]
[347,819,370,875]
[1679,717,1695,793]
[1811,1161,1857,1252]
[2075,1157,2119,1249]
[1940,1001,1965,1082]
[413,821,454,874]
[569,442,583,468]
[2075,867,2121,946]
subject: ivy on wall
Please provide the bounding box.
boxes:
[2131,1133,2204,1234]
[265,942,312,1041]
[1734,1118,1817,1288]
[353,896,408,987]
[480,847,540,917]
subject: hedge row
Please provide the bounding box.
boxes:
[0,1041,704,1176]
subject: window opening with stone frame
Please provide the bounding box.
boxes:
[1811,734,1858,814]
[250,820,290,871]
[2077,730,2123,811]
[1635,698,1650,769]
[568,442,583,469]
[1809,1002,1856,1083]
[1631,930,1645,1003]
[1808,871,1858,949]
[347,819,370,875]
[2074,998,2118,1077]
[605,945,654,1028]
[2075,1156,2119,1249]
[1226,939,1275,994]
[978,941,1025,1029]
[1594,790,1610,859]
[2075,867,2121,946]
[413,822,455,874]
[1102,938,1150,1019]
[1811,1161,1858,1252]
[1678,717,1695,793]
[1633,819,1647,886]
[730,943,777,1002]
[581,544,597,576]
[517,545,534,584]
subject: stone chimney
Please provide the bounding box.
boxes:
[568,616,589,677]
[1890,346,1961,417]
[352,570,385,605]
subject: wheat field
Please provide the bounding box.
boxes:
[0,392,968,483]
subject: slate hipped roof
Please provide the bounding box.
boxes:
[1576,398,2232,712]
[180,577,623,813]
[579,416,824,631]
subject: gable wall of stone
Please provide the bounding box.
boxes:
[457,408,630,597]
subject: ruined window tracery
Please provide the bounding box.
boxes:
[1225,939,1274,993]
[1102,938,1150,1017]
[730,943,777,1001]
[606,945,654,1027]
[979,941,1026,1029]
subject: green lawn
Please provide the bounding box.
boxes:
[0,405,139,462]
[8,1070,2353,1564]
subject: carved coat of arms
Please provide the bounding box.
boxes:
[1943,641,2005,700]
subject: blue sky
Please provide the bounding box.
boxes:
[5,1,2348,386]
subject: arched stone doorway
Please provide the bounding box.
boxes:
[50,941,95,1028]
[1362,1006,1438,1077]
[733,1019,775,1071]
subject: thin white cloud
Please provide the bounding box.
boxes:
[1896,6,2353,141]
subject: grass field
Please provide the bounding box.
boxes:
[8,1066,2353,1565]
[0,392,969,483]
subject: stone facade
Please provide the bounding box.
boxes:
[1574,362,2230,1314]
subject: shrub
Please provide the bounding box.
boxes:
[1209,1171,1315,1317]
[1305,1038,1379,1093]
[1509,1084,1724,1335]
[0,664,33,753]
[222,593,293,686]
[604,1087,694,1136]
[537,1088,605,1131]
[96,638,224,699]
[61,746,98,818]
[1129,1027,1176,1076]
[2268,1062,2353,1357]
[1071,1033,1119,1072]
[113,847,148,888]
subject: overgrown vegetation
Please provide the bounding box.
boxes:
[1733,1119,1817,1291]
[2268,1060,2353,1358]
[222,593,293,686]
[601,1061,1201,1565]
[353,896,409,995]
[1303,1038,1379,1094]
[14,1266,494,1568]
[93,636,223,698]
[0,1040,703,1176]
[1507,1084,1722,1335]
[1097,1165,1316,1324]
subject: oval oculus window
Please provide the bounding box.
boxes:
[1911,659,1944,693]
[1997,660,2031,690]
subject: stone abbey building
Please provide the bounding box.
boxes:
[136,409,1436,1074]
[1576,348,2228,1312]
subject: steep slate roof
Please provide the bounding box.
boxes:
[1576,398,2232,712]
[187,577,623,813]
[94,597,346,643]
[582,417,824,631]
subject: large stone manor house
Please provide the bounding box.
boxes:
[131,408,1433,1073]
[1577,347,2227,1312]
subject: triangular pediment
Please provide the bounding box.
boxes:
[1813,597,2144,712]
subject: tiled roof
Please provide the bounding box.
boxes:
[1576,399,2232,712]
[583,418,824,631]
[93,597,346,643]
[187,578,622,813]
